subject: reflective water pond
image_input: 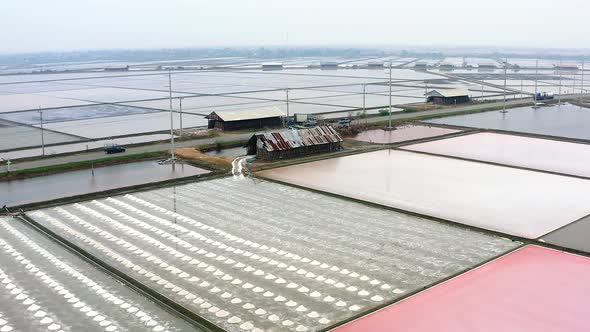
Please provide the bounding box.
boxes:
[426,103,590,140]
[0,161,209,206]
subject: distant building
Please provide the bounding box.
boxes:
[320,62,339,69]
[207,107,284,131]
[478,63,497,69]
[246,126,342,161]
[554,64,579,71]
[367,61,384,68]
[414,62,428,68]
[262,62,283,70]
[439,63,455,70]
[104,65,129,72]
[425,89,471,105]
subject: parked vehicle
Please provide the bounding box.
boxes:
[535,92,554,100]
[103,143,126,154]
[338,118,351,128]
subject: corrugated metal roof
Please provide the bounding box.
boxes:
[425,88,470,98]
[256,126,342,152]
[209,106,285,122]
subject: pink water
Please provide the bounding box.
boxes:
[351,125,459,144]
[258,150,590,238]
[333,245,590,332]
[404,132,590,178]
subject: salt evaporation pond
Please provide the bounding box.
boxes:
[403,132,590,178]
[351,125,460,144]
[425,103,590,141]
[36,112,208,139]
[333,246,590,332]
[0,216,197,332]
[258,150,590,239]
[0,161,209,207]
[29,177,518,332]
[0,122,82,151]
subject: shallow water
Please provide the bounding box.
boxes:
[259,150,590,239]
[403,132,590,178]
[0,161,209,206]
[351,125,459,144]
[426,103,590,140]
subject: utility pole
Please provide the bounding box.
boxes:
[38,107,45,156]
[285,88,290,126]
[581,58,585,103]
[179,97,184,138]
[558,59,563,105]
[362,83,366,127]
[501,58,508,113]
[572,71,577,94]
[168,70,176,163]
[424,80,429,106]
[387,60,393,129]
[534,58,539,103]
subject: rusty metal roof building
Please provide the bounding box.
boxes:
[257,126,342,152]
[247,126,343,160]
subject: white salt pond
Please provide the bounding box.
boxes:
[35,112,208,139]
[0,216,197,332]
[258,150,590,239]
[30,177,518,331]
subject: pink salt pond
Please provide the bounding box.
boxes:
[332,245,590,332]
[258,150,590,239]
[350,125,460,144]
[404,132,590,178]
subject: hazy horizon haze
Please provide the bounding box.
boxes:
[1,0,588,53]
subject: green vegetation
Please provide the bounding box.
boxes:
[378,109,390,116]
[0,151,166,180]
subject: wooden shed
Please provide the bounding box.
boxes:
[207,107,284,131]
[425,88,471,105]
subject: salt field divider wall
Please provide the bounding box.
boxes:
[417,122,590,146]
[249,129,481,176]
[16,214,223,332]
[318,245,526,332]
[255,176,528,242]
[397,141,590,181]
[255,175,590,256]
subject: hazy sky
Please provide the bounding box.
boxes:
[2,0,588,53]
